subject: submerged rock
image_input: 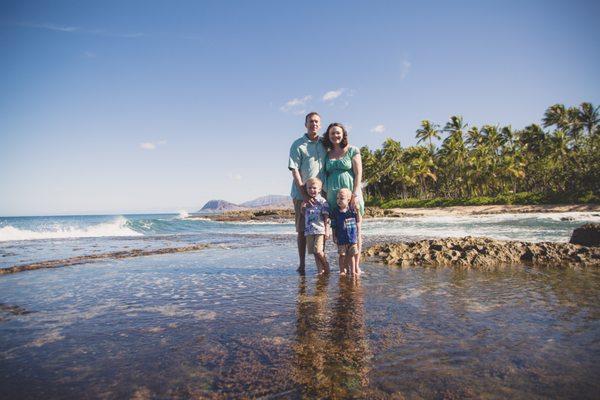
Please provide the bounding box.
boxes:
[364,236,600,269]
[570,223,600,247]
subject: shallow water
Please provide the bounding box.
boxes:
[1,242,599,399]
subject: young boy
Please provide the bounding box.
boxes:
[331,188,362,275]
[303,177,330,274]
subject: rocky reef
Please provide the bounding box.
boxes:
[0,244,211,275]
[192,209,295,222]
[364,236,600,269]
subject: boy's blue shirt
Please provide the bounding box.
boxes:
[331,208,358,245]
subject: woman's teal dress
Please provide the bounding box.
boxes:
[324,146,365,215]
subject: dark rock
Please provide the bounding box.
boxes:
[570,223,600,247]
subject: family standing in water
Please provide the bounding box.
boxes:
[288,112,365,276]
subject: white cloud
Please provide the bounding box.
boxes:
[26,23,79,32]
[371,125,386,133]
[321,88,355,108]
[401,59,411,80]
[322,89,344,102]
[140,142,156,150]
[228,173,242,181]
[14,22,143,38]
[280,95,312,115]
[140,140,167,150]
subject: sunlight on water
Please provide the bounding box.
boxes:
[1,244,599,399]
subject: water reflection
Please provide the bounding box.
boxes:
[294,275,371,398]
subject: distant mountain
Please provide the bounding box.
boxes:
[197,195,293,213]
[240,195,292,209]
[198,200,245,212]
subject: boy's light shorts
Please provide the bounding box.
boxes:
[337,243,358,256]
[306,234,325,255]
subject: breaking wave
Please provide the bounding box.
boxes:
[0,216,142,242]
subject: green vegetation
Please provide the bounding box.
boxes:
[361,102,600,208]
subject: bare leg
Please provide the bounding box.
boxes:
[314,252,329,274]
[313,254,323,274]
[354,235,362,274]
[348,253,358,276]
[317,252,330,274]
[297,232,306,273]
[338,254,346,275]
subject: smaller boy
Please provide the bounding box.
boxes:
[331,188,362,275]
[303,177,330,274]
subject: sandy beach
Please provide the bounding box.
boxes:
[386,203,600,217]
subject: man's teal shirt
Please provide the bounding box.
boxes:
[288,134,327,200]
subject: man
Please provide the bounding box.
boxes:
[288,112,327,273]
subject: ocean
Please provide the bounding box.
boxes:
[1,211,599,269]
[1,212,599,398]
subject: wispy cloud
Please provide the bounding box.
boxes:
[371,125,386,133]
[228,172,242,181]
[83,51,97,59]
[321,88,354,108]
[401,59,411,80]
[13,22,144,38]
[322,89,344,101]
[280,95,312,115]
[140,140,167,150]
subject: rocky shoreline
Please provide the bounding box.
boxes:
[363,236,600,269]
[187,204,600,222]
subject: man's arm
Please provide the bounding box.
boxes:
[290,169,311,204]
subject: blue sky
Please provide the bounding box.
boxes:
[1,0,599,216]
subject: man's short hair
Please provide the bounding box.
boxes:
[305,177,323,188]
[305,112,321,125]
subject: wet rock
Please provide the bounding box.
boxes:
[0,303,32,316]
[569,223,600,247]
[364,236,600,269]
[1,243,211,275]
[561,216,575,221]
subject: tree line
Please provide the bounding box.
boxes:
[361,102,599,205]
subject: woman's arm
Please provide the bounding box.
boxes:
[351,149,362,210]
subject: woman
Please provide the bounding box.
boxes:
[322,123,365,272]
[322,123,365,215]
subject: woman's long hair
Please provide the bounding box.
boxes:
[321,123,349,150]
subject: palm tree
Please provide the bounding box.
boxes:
[519,124,546,155]
[542,104,568,130]
[579,102,599,137]
[444,115,467,138]
[415,120,441,152]
[439,119,468,198]
[465,126,482,149]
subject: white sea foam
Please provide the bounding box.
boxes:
[0,216,142,242]
[177,210,189,219]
